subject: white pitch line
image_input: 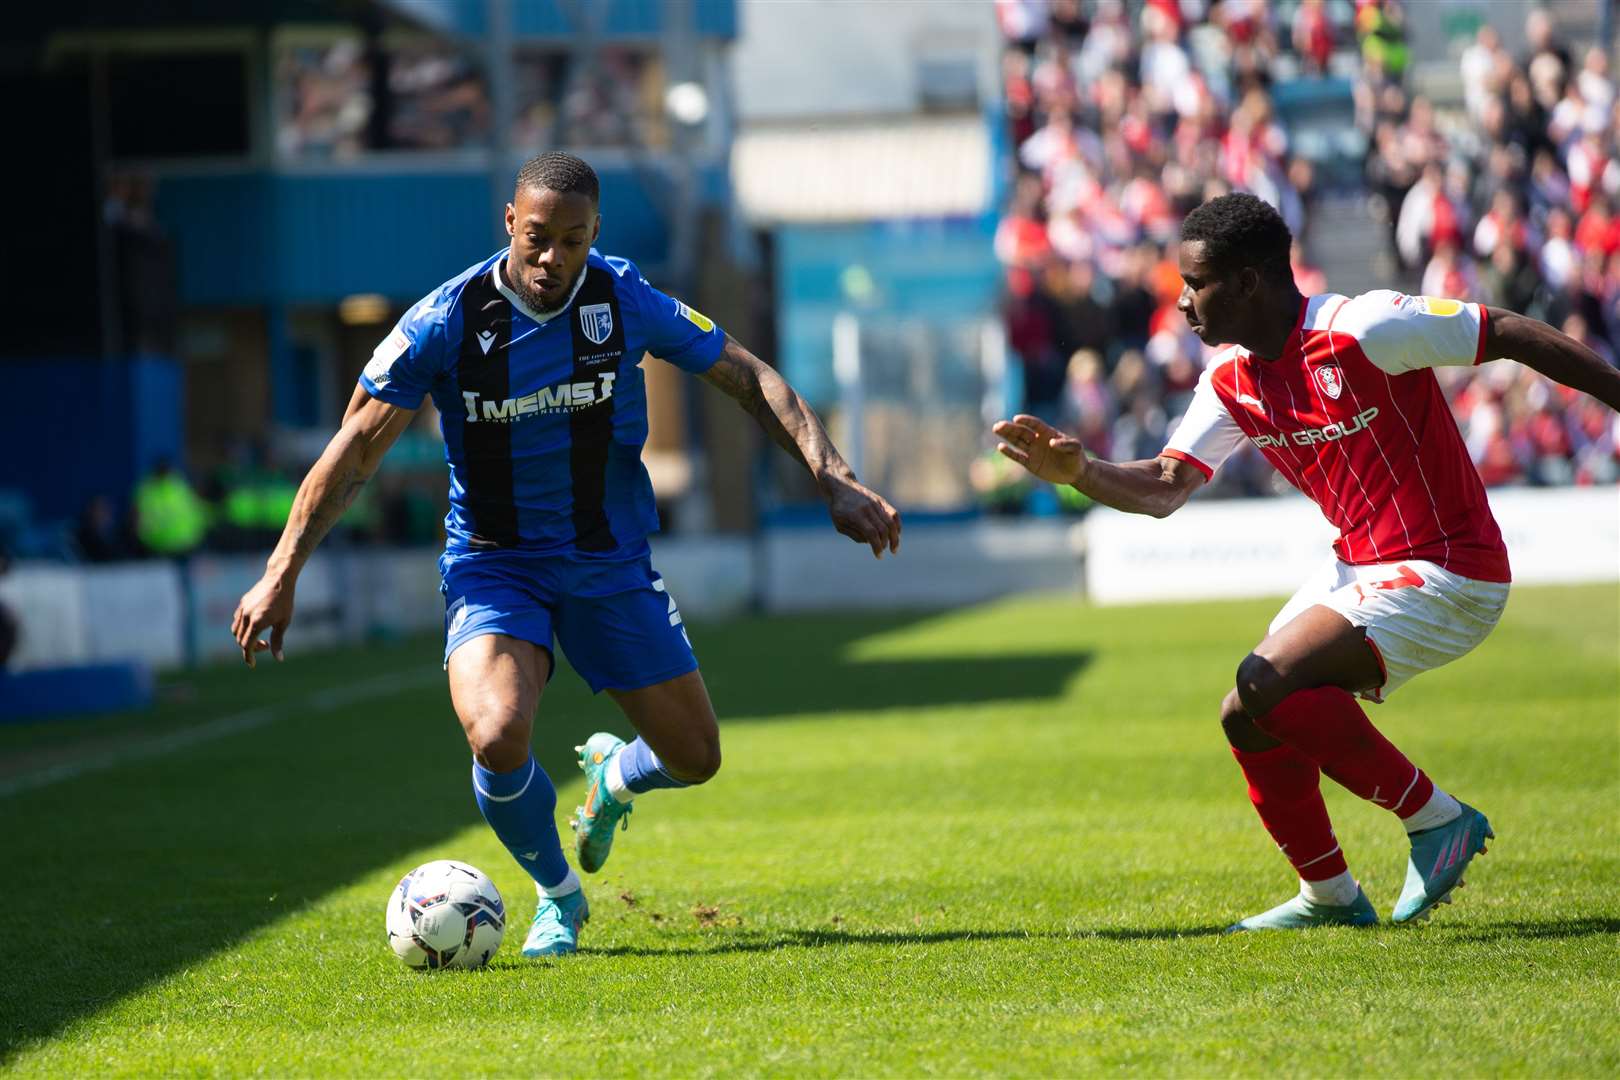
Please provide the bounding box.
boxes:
[0,666,444,800]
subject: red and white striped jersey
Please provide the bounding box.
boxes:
[1163,291,1511,582]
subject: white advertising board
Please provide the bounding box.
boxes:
[1084,486,1619,604]
[83,562,186,669]
[0,565,92,671]
[1,562,186,672]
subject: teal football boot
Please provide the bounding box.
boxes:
[521,888,590,958]
[1393,803,1492,924]
[1226,886,1379,932]
[570,732,632,873]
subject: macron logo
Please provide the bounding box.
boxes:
[476,329,497,355]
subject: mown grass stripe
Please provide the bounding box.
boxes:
[0,667,442,799]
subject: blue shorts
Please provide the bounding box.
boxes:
[439,548,696,693]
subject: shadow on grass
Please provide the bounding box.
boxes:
[587,927,1058,957]
[564,914,1617,963]
[1081,925,1229,940]
[1439,916,1620,942]
[694,611,1092,718]
[0,610,1093,1063]
[585,923,1227,958]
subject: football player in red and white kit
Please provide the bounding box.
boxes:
[994,194,1620,930]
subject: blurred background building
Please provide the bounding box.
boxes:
[1,0,1617,691]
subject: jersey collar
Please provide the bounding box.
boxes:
[1237,297,1311,375]
[490,254,591,325]
[1254,295,1313,366]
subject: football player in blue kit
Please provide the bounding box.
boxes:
[232,152,901,957]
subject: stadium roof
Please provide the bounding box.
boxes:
[12,0,417,36]
[731,115,991,225]
[11,0,736,41]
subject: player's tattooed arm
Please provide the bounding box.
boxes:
[700,335,836,475]
[280,463,368,568]
[233,388,417,666]
[269,390,417,576]
[993,414,1204,518]
[1483,307,1620,413]
[700,335,901,557]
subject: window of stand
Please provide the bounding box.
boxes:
[511,46,669,152]
[274,30,491,160]
[274,34,672,162]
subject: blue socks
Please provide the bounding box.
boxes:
[614,737,691,795]
[470,756,572,890]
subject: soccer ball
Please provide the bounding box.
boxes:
[386,860,506,970]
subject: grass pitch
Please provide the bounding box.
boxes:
[2,583,1615,1076]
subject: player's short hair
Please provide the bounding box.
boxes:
[515,152,599,204]
[1180,193,1293,280]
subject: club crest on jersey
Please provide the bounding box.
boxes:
[1314,364,1344,400]
[579,303,614,346]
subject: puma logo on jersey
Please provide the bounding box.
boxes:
[1249,406,1380,449]
[461,372,617,422]
[1234,392,1264,409]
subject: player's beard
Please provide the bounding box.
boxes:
[504,258,579,319]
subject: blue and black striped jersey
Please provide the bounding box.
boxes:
[360,249,725,558]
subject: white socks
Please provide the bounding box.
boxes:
[1300,869,1360,907]
[1402,787,1463,833]
[604,750,635,804]
[539,869,581,898]
[1295,786,1464,906]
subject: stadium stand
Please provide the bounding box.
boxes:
[1364,4,1620,486]
[992,0,1620,505]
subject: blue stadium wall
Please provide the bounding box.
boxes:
[154,165,724,306]
[3,357,183,523]
[410,0,738,37]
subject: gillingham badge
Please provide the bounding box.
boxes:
[580,303,614,345]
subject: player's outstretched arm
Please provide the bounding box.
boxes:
[700,335,901,558]
[1483,307,1620,413]
[993,414,1204,519]
[231,385,418,667]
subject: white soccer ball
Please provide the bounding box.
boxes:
[386,860,506,970]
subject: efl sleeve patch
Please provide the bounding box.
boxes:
[638,279,725,373]
[678,302,715,333]
[1415,296,1463,317]
[359,307,448,406]
[363,328,412,388]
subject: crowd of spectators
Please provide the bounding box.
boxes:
[991,0,1330,502]
[1365,6,1620,486]
[989,0,1620,512]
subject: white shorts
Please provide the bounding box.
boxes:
[1268,557,1510,703]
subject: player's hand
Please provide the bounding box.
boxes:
[993,414,1089,486]
[822,475,902,558]
[231,572,296,668]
